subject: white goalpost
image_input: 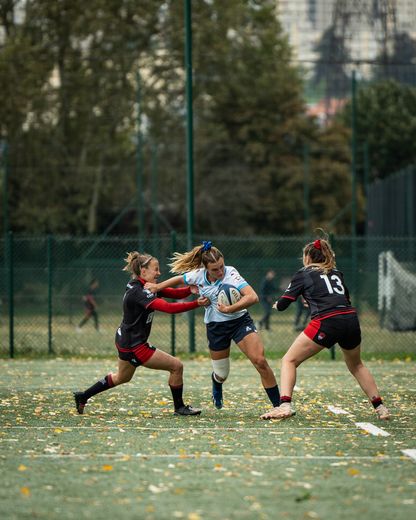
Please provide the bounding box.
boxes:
[378,251,416,331]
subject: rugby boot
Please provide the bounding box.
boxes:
[261,402,296,420]
[174,405,202,416]
[211,372,223,409]
[73,392,87,414]
[375,403,390,420]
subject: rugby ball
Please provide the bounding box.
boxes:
[217,284,242,306]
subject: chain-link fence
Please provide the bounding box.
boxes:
[1,233,414,359]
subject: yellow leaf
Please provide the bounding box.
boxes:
[54,428,63,434]
[188,514,201,520]
[18,464,27,472]
[347,468,360,476]
[335,451,344,457]
[120,455,131,461]
[20,487,31,496]
[102,465,113,471]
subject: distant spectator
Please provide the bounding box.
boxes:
[77,279,100,332]
[258,270,277,331]
[294,296,310,331]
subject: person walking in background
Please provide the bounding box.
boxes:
[261,235,390,421]
[73,252,209,416]
[258,269,276,330]
[294,296,310,331]
[144,241,280,411]
[77,278,100,332]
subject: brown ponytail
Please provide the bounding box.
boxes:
[303,233,336,274]
[123,251,153,276]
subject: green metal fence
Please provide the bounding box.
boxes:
[1,233,415,359]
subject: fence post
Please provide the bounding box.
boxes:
[47,235,54,355]
[329,232,336,361]
[7,231,14,358]
[303,143,310,235]
[170,230,177,357]
[351,71,358,300]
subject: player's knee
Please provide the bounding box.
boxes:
[212,358,230,383]
[113,372,133,385]
[282,352,297,366]
[251,356,268,372]
[171,358,183,375]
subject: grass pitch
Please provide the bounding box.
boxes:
[1,358,415,519]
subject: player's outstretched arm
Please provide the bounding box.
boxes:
[145,275,184,293]
[149,296,209,314]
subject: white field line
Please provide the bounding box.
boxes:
[0,425,360,431]
[2,424,414,431]
[19,453,406,461]
[327,405,350,415]
[402,449,416,462]
[2,425,414,431]
[355,422,390,437]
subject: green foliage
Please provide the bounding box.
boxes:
[0,1,362,235]
[341,80,416,180]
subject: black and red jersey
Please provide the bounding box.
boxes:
[115,278,158,348]
[115,278,198,349]
[276,267,355,319]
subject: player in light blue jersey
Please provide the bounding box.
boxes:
[145,241,280,411]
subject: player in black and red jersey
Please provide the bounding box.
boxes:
[261,236,390,421]
[73,251,209,416]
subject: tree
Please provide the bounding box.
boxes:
[341,80,416,180]
[1,0,162,233]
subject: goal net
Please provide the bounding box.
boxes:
[378,251,416,331]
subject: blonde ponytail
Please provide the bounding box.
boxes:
[169,242,224,274]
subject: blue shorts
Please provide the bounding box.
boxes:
[206,313,257,351]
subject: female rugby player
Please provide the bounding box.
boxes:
[73,252,209,416]
[144,241,280,411]
[261,237,389,421]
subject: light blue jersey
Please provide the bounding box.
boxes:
[183,266,249,323]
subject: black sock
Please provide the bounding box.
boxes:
[170,384,185,410]
[82,374,114,401]
[211,372,223,389]
[280,395,292,405]
[264,385,280,407]
[371,396,383,409]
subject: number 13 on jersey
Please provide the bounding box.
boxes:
[320,274,345,294]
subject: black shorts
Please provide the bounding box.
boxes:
[206,313,257,351]
[115,342,156,367]
[304,312,361,350]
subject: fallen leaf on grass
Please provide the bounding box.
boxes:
[347,468,360,476]
[20,487,31,497]
[101,465,113,471]
[18,465,28,471]
[188,514,201,520]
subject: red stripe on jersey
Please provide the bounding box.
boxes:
[314,309,356,320]
[281,295,296,300]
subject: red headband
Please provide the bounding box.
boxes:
[313,239,321,250]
